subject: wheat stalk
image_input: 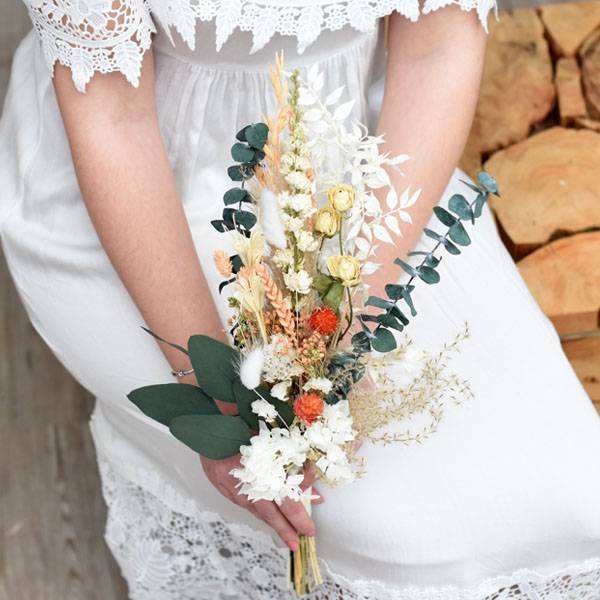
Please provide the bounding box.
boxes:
[255,263,295,338]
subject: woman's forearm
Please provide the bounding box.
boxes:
[365,7,487,300]
[53,52,227,384]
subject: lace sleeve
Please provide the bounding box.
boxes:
[422,0,498,33]
[22,0,157,92]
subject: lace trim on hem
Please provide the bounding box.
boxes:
[94,448,600,600]
[24,0,498,93]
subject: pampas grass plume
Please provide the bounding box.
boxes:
[258,188,287,249]
[239,346,265,390]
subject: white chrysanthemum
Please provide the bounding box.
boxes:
[296,230,319,252]
[304,377,333,394]
[251,398,278,422]
[230,423,310,504]
[285,171,312,192]
[271,380,291,401]
[283,269,313,295]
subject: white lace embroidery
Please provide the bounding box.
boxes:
[97,454,600,600]
[23,0,498,92]
[23,0,156,92]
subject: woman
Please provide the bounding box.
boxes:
[1,0,600,598]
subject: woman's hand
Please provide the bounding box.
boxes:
[200,456,323,550]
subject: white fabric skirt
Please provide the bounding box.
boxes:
[2,18,600,600]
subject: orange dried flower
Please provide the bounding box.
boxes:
[294,393,324,425]
[309,306,338,335]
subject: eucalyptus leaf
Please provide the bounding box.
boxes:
[448,222,471,246]
[365,296,393,310]
[128,383,220,427]
[371,327,397,352]
[231,255,243,273]
[231,142,255,163]
[448,194,473,221]
[424,255,441,268]
[170,414,252,459]
[433,206,457,227]
[473,192,487,219]
[394,258,419,279]
[352,331,372,353]
[223,188,251,206]
[376,314,404,331]
[227,165,245,181]
[234,210,257,230]
[246,123,269,149]
[188,335,239,403]
[417,265,440,284]
[211,219,234,233]
[236,125,250,142]
[477,171,499,195]
[219,277,236,293]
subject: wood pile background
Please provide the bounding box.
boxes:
[460,1,600,414]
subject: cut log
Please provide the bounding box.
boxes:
[539,1,600,57]
[518,232,600,335]
[555,57,588,125]
[461,9,555,171]
[576,116,600,131]
[562,335,600,403]
[485,127,600,258]
[580,28,600,120]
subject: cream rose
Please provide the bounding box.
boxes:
[314,207,340,238]
[327,255,362,287]
[328,184,355,212]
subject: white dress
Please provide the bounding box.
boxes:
[2,1,600,598]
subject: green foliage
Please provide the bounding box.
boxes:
[188,335,239,403]
[313,272,344,311]
[127,383,220,426]
[353,171,499,354]
[213,121,269,241]
[170,414,252,459]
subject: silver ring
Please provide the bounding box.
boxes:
[171,367,195,378]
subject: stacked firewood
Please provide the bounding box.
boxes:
[460,2,600,412]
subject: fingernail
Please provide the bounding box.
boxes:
[288,540,299,552]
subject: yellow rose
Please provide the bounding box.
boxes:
[314,207,340,238]
[327,255,362,287]
[328,184,355,212]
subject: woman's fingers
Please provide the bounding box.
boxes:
[311,486,325,505]
[279,498,316,537]
[251,501,299,550]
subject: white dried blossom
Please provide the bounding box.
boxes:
[271,380,291,401]
[280,192,314,217]
[296,230,319,252]
[283,269,313,295]
[303,377,333,394]
[285,171,312,192]
[263,335,304,383]
[272,248,295,269]
[280,213,305,235]
[251,398,279,423]
[230,422,310,504]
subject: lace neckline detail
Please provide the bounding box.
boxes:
[24,0,498,92]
